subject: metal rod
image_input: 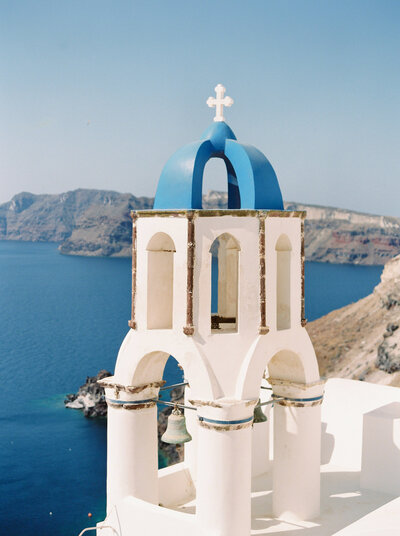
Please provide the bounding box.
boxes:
[154,398,197,411]
[256,397,283,408]
[159,381,189,391]
[156,396,285,411]
[78,526,118,536]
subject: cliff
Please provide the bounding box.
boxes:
[1,189,400,264]
[0,189,152,257]
[307,253,400,387]
[287,202,400,265]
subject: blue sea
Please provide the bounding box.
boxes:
[0,241,383,536]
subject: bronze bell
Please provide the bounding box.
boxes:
[161,406,192,444]
[253,400,267,423]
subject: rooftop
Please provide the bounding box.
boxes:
[109,378,400,536]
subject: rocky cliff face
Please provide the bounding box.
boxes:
[287,202,400,265]
[1,189,400,264]
[65,369,111,417]
[307,254,400,386]
[0,189,152,256]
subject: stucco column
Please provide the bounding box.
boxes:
[270,378,324,521]
[184,386,198,482]
[194,399,255,536]
[252,388,272,477]
[103,382,160,513]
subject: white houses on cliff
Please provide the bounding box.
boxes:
[96,85,324,536]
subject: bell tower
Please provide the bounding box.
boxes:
[97,85,323,536]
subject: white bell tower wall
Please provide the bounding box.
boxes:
[124,209,310,400]
[94,86,326,536]
[101,208,322,530]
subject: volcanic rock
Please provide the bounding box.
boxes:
[308,254,400,386]
[65,369,111,417]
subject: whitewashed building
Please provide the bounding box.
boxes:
[81,86,400,536]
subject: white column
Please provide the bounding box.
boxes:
[184,386,198,481]
[251,401,271,477]
[271,381,324,521]
[195,400,255,536]
[105,386,159,513]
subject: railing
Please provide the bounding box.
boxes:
[78,525,118,536]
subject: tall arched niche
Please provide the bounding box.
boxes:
[275,234,292,331]
[146,233,176,330]
[210,233,240,332]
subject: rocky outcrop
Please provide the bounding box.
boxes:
[2,189,400,264]
[307,254,400,387]
[376,323,400,373]
[65,369,111,417]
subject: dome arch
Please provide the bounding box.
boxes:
[153,121,283,211]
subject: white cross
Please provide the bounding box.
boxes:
[206,84,234,122]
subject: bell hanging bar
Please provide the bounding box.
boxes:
[256,397,283,407]
[154,377,281,417]
[153,396,282,411]
[154,398,197,411]
[157,395,283,443]
[159,381,189,391]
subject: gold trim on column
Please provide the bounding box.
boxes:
[198,419,253,431]
[274,397,323,408]
[128,211,138,329]
[106,400,156,410]
[183,211,195,335]
[300,218,307,327]
[98,378,166,394]
[258,213,269,335]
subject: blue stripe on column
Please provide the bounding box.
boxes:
[272,395,324,402]
[198,415,253,425]
[106,398,155,405]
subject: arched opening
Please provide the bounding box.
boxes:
[129,351,196,509]
[147,233,175,329]
[275,234,292,330]
[202,158,228,208]
[267,349,306,384]
[158,355,185,469]
[248,349,320,520]
[210,233,240,332]
[249,349,309,488]
[201,156,241,209]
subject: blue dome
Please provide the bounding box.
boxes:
[153,122,283,210]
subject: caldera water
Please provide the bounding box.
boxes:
[0,241,383,535]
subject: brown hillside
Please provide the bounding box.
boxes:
[307,254,400,387]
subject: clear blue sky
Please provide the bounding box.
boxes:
[1,0,399,215]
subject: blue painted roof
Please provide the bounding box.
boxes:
[153,121,283,210]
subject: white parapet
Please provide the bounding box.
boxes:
[361,401,400,495]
